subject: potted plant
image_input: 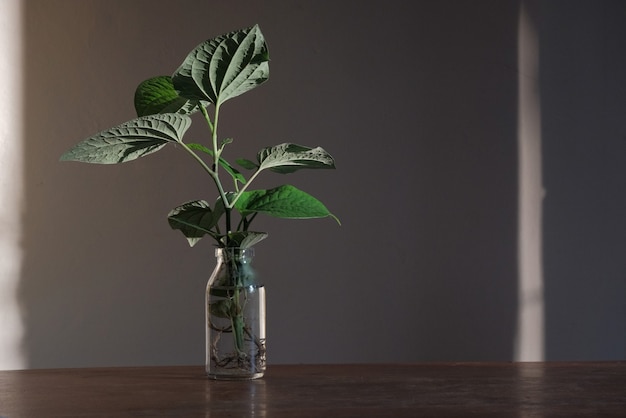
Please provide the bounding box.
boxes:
[60,25,338,380]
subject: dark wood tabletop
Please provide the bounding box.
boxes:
[0,362,624,417]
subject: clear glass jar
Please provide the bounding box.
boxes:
[206,247,266,380]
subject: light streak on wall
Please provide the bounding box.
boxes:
[515,0,545,362]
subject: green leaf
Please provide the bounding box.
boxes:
[172,25,269,106]
[134,76,204,117]
[236,158,258,170]
[187,143,246,184]
[167,200,223,247]
[235,185,335,220]
[60,113,192,164]
[222,231,268,249]
[257,143,335,174]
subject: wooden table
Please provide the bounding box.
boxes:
[0,363,624,416]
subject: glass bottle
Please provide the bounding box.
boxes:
[206,247,266,380]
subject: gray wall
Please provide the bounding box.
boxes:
[539,0,626,360]
[12,0,624,368]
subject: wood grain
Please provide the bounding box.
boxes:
[0,363,624,416]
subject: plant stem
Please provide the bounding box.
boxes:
[177,142,227,197]
[232,287,245,354]
[197,104,262,217]
[201,104,232,244]
[227,167,263,209]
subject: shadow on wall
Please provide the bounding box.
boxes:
[539,0,626,361]
[16,0,525,368]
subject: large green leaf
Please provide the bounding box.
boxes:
[235,185,335,219]
[60,113,191,164]
[257,143,336,174]
[172,25,269,106]
[167,199,224,247]
[134,76,201,117]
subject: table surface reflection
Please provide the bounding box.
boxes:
[0,362,624,416]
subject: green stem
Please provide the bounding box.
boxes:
[178,142,230,203]
[203,103,221,167]
[224,254,245,354]
[232,288,245,354]
[200,104,232,244]
[237,213,258,232]
[225,208,232,240]
[197,103,262,223]
[226,167,263,209]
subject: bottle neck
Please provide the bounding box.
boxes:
[211,247,257,288]
[215,247,255,264]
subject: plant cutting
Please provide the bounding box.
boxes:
[60,25,338,379]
